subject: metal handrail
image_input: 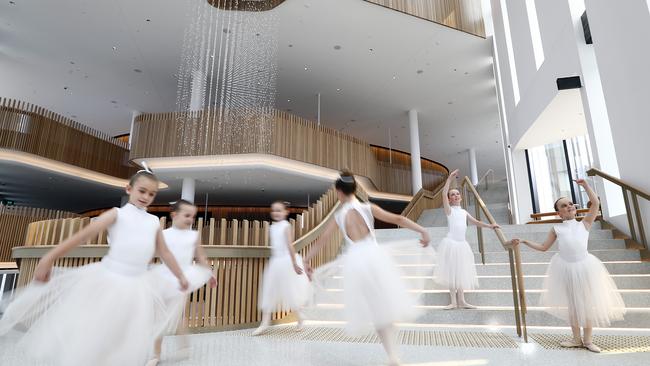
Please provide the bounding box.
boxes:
[460,176,528,342]
[475,169,494,191]
[587,168,649,251]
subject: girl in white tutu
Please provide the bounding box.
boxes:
[304,171,430,366]
[512,179,625,352]
[253,201,310,336]
[147,199,216,366]
[436,169,499,310]
[0,169,189,366]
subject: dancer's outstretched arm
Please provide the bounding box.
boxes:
[285,225,303,275]
[156,230,189,291]
[371,204,430,247]
[34,208,118,282]
[576,179,600,231]
[467,214,500,229]
[303,219,338,277]
[194,237,217,287]
[511,230,557,252]
[442,169,459,216]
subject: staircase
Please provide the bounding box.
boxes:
[308,179,650,331]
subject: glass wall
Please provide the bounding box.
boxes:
[526,135,593,213]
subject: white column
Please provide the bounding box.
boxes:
[408,109,423,194]
[468,148,479,186]
[181,178,196,203]
[129,111,140,149]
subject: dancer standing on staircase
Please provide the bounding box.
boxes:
[512,179,625,353]
[253,200,311,336]
[436,169,500,310]
[0,168,190,366]
[304,171,431,366]
[147,199,215,366]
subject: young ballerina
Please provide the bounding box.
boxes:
[512,179,625,352]
[252,200,310,336]
[304,171,430,366]
[0,169,189,366]
[436,169,500,310]
[147,199,216,366]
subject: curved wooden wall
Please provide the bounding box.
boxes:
[365,0,485,37]
[0,204,78,262]
[130,108,448,195]
[0,98,133,177]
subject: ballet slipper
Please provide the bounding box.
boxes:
[584,343,601,353]
[458,302,477,309]
[387,357,402,366]
[442,304,457,310]
[295,318,305,332]
[252,325,269,336]
[560,340,583,348]
[145,357,160,366]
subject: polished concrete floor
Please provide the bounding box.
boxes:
[2,324,649,365]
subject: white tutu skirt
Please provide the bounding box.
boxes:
[342,238,417,335]
[149,263,213,333]
[259,254,311,313]
[0,261,172,366]
[541,253,626,327]
[434,237,478,290]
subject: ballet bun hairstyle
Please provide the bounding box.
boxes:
[553,197,566,212]
[272,200,290,209]
[335,170,357,196]
[171,199,194,212]
[129,170,159,186]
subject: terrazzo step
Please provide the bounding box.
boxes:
[387,248,640,264]
[308,306,647,328]
[333,261,650,277]
[314,289,650,308]
[319,274,650,290]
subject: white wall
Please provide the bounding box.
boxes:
[584,0,650,242]
[489,0,637,224]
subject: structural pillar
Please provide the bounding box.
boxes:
[408,109,423,194]
[468,148,479,186]
[181,178,196,204]
[190,69,205,111]
[128,111,140,149]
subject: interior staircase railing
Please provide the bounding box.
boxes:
[460,176,528,342]
[587,168,650,256]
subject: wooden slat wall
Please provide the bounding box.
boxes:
[0,97,133,177]
[0,204,78,262]
[130,108,448,195]
[14,186,342,330]
[365,0,485,37]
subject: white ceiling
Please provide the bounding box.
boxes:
[0,0,503,179]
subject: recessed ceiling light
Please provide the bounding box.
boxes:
[369,48,374,52]
[336,88,341,91]
[448,101,453,104]
[112,46,117,51]
[255,33,260,37]
[70,61,75,65]
[451,135,455,138]
[416,70,424,74]
[288,44,293,47]
[453,68,457,72]
[146,18,151,22]
[287,99,291,102]
[63,86,69,90]
[392,75,397,80]
[133,68,142,73]
[334,45,342,50]
[304,67,308,71]
[111,100,118,104]
[9,1,15,4]
[464,72,469,75]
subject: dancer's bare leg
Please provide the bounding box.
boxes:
[457,289,476,309]
[252,312,272,336]
[583,325,601,353]
[561,311,583,348]
[377,325,401,366]
[443,289,458,310]
[295,309,305,331]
